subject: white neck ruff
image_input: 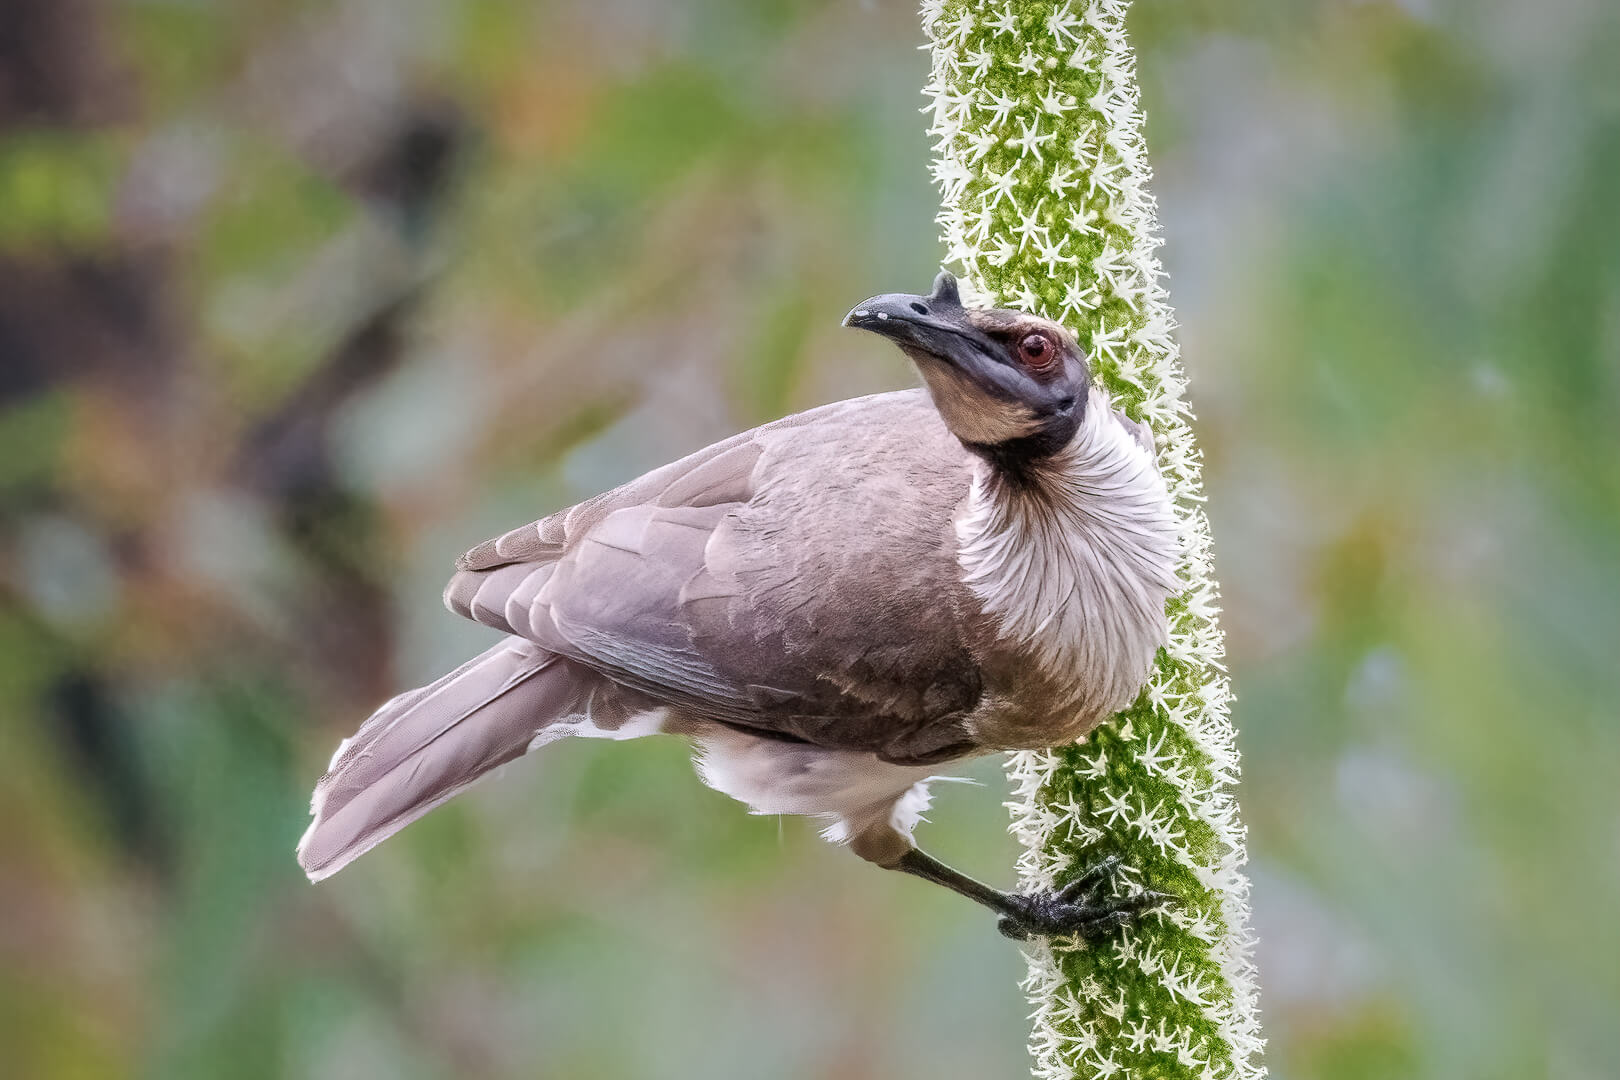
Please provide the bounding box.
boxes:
[955,386,1181,716]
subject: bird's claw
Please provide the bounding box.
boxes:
[1056,853,1122,903]
[995,857,1175,942]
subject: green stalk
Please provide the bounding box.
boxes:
[920,2,1265,1076]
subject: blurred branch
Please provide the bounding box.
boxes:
[233,96,469,704]
[0,0,471,860]
[0,0,132,129]
[0,0,187,877]
[922,2,1264,1076]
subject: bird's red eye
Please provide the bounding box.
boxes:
[1019,333,1054,369]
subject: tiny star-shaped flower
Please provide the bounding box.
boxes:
[1011,115,1056,164]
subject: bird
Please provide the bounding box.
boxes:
[296,271,1182,940]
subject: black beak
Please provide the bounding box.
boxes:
[843,271,986,354]
[844,272,1019,400]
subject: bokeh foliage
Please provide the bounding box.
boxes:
[1,1,1616,1079]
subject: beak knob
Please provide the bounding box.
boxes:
[843,271,964,329]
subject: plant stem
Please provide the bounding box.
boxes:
[921,2,1265,1076]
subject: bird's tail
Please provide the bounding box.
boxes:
[297,638,572,881]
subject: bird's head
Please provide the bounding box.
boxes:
[845,272,1090,469]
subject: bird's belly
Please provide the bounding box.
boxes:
[687,724,937,822]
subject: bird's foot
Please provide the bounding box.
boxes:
[994,855,1176,942]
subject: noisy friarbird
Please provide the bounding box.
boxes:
[297,271,1181,940]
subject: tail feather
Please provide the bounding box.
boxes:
[297,638,573,881]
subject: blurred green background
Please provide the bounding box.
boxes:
[2,1,1616,1077]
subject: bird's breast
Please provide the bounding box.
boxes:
[954,398,1181,747]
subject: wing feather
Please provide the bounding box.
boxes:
[440,390,986,755]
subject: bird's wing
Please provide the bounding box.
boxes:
[445,390,984,763]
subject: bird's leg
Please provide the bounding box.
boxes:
[893,849,1175,941]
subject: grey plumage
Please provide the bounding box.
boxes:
[298,273,1180,916]
[446,391,984,759]
[298,640,657,880]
